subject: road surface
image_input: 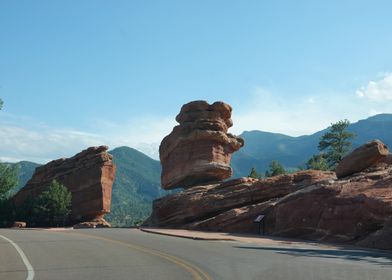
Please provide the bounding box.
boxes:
[0,228,391,280]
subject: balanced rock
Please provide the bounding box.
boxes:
[160,100,244,189]
[336,140,389,178]
[13,146,116,224]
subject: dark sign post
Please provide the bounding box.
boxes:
[254,215,265,235]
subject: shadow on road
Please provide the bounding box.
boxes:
[234,246,392,266]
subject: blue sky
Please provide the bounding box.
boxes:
[1,0,392,162]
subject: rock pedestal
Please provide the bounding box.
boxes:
[160,101,244,189]
[13,146,116,224]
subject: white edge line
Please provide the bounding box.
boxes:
[0,234,35,280]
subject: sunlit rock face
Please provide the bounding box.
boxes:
[159,100,244,190]
[335,139,388,178]
[13,146,116,225]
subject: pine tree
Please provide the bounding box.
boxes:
[306,154,329,171]
[0,163,18,201]
[265,160,286,177]
[318,119,355,169]
[248,167,262,179]
[32,180,72,226]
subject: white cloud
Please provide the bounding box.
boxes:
[0,114,175,163]
[356,73,392,101]
[230,87,343,136]
[0,122,105,163]
[306,97,315,104]
[90,116,175,159]
[230,84,391,137]
[2,76,392,163]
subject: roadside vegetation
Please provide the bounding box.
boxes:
[15,180,72,227]
[307,119,355,171]
[248,119,355,178]
[248,160,287,179]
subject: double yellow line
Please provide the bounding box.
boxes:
[64,231,212,280]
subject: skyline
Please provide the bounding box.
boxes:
[1,1,392,162]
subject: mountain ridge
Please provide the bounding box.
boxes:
[232,113,392,176]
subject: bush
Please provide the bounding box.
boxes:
[248,167,262,179]
[32,180,72,226]
[16,180,72,227]
[265,160,286,177]
[0,163,18,201]
[306,154,329,171]
[0,163,18,227]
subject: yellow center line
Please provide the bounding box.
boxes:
[60,230,213,280]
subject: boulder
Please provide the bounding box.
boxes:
[159,101,243,189]
[265,163,392,249]
[12,221,26,228]
[335,140,389,178]
[13,146,116,224]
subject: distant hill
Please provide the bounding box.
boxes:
[9,161,41,193]
[232,113,392,177]
[105,146,169,226]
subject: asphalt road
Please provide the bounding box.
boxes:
[1,228,391,280]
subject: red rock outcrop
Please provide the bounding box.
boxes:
[147,171,336,227]
[335,139,389,178]
[13,146,116,225]
[383,154,392,164]
[147,140,392,250]
[160,101,244,189]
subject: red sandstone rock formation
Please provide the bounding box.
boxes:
[335,139,389,178]
[383,154,392,164]
[13,146,116,225]
[147,140,392,250]
[160,100,244,189]
[147,170,336,227]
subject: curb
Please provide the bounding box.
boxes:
[139,228,236,241]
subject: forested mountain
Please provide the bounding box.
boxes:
[104,146,169,226]
[232,114,392,176]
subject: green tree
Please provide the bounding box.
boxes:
[0,98,3,110]
[318,119,355,169]
[32,180,72,226]
[0,163,18,200]
[306,154,329,171]
[248,167,262,179]
[265,160,286,177]
[0,163,18,226]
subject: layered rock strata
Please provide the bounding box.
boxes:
[160,101,244,189]
[13,146,116,224]
[148,141,392,250]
